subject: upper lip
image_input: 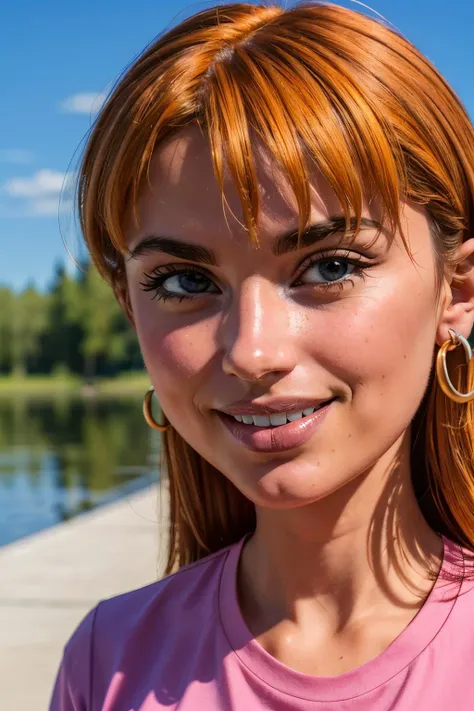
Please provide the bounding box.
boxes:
[217,397,335,416]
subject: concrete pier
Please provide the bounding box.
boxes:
[0,484,168,710]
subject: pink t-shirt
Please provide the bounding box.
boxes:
[50,535,474,710]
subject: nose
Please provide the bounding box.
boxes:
[220,279,297,382]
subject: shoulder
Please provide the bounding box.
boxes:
[49,606,97,709]
[95,544,232,633]
[50,543,236,708]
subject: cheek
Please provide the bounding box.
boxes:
[133,303,216,401]
[311,275,437,409]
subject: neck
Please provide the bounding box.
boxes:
[239,435,443,633]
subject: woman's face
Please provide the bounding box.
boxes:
[123,125,450,508]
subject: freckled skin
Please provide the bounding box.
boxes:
[123,125,472,511]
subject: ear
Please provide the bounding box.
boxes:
[437,238,474,346]
[115,283,137,332]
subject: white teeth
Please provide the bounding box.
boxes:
[270,412,288,426]
[287,410,303,421]
[253,415,271,427]
[230,406,320,427]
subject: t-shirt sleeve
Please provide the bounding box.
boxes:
[49,606,99,711]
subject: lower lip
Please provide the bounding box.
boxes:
[217,402,334,453]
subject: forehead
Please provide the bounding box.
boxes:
[128,124,356,249]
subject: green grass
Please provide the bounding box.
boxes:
[0,371,150,397]
[95,371,150,395]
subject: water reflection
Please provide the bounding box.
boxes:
[0,396,160,547]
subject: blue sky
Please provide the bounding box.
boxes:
[1,0,473,292]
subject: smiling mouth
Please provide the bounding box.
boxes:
[219,399,336,429]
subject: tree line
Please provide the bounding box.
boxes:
[0,260,143,379]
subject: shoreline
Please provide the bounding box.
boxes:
[0,371,151,398]
[0,473,157,551]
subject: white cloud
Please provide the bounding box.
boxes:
[59,92,106,115]
[3,169,68,198]
[33,198,58,214]
[0,149,34,165]
[1,169,73,218]
[31,197,71,216]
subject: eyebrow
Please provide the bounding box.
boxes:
[127,216,382,265]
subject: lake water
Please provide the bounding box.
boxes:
[0,395,160,547]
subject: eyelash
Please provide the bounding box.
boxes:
[139,251,372,303]
[140,264,216,303]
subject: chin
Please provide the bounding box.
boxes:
[236,455,343,510]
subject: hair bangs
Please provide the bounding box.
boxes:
[202,25,404,248]
[80,4,416,282]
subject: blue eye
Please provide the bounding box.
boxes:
[140,266,219,302]
[300,258,355,284]
[163,271,214,295]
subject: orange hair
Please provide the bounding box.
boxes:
[77,2,474,573]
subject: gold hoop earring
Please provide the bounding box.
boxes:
[436,329,474,403]
[143,387,170,431]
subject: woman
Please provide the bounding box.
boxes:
[51,2,474,709]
